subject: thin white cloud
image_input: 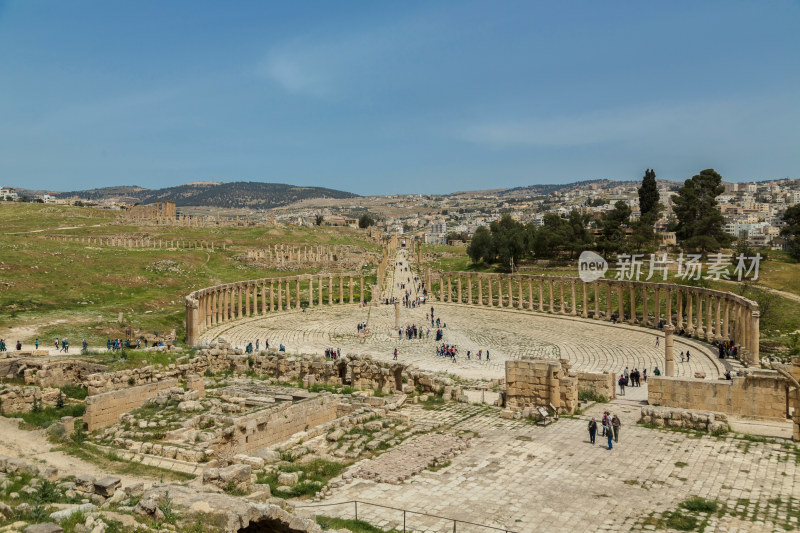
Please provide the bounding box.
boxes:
[258,16,441,99]
[456,101,744,148]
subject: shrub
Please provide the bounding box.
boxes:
[680,496,718,513]
[578,389,609,403]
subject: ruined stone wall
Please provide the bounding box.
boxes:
[0,386,60,413]
[85,347,437,398]
[648,372,788,421]
[504,359,578,413]
[576,371,616,401]
[84,379,179,431]
[16,359,107,388]
[219,395,340,455]
[640,406,729,433]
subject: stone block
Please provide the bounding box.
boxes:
[93,477,121,498]
[24,524,63,533]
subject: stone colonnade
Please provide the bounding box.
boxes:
[186,273,366,346]
[432,272,760,366]
[246,244,349,264]
[46,234,223,251]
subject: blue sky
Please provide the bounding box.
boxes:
[1,1,798,195]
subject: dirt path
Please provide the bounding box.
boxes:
[0,417,149,487]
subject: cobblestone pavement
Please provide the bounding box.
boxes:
[319,402,800,533]
[200,301,724,383]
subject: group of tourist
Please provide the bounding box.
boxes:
[618,367,646,395]
[398,324,429,340]
[0,339,20,351]
[714,340,738,359]
[587,411,622,449]
[325,347,341,359]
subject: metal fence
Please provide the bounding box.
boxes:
[295,500,521,533]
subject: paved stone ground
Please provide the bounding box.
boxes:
[201,250,725,382]
[317,402,800,533]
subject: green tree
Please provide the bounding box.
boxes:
[357,214,375,228]
[314,214,324,226]
[467,226,492,264]
[489,214,526,268]
[597,201,631,254]
[637,168,660,219]
[672,169,731,253]
[780,204,800,261]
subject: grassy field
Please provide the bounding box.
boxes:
[0,203,379,347]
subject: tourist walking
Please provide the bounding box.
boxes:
[393,348,398,360]
[686,350,690,362]
[34,339,39,350]
[680,351,685,363]
[618,376,626,396]
[612,415,621,443]
[655,335,660,347]
[605,421,613,449]
[588,418,597,444]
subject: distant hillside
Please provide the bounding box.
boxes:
[55,182,357,209]
[54,185,147,202]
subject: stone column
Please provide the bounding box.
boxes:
[528,278,535,311]
[666,288,672,326]
[593,281,599,318]
[308,277,314,308]
[277,280,283,311]
[328,275,333,305]
[457,275,462,304]
[245,284,251,317]
[705,294,713,341]
[654,287,661,325]
[714,296,721,341]
[261,282,267,314]
[519,277,525,310]
[186,298,200,346]
[426,266,432,296]
[497,275,504,308]
[582,282,588,318]
[488,276,494,307]
[318,276,324,306]
[214,290,220,325]
[447,275,452,303]
[339,275,344,305]
[508,276,513,308]
[237,285,243,319]
[296,278,301,309]
[642,286,649,326]
[664,324,675,377]
[606,282,612,321]
[750,310,760,366]
[478,276,483,305]
[539,279,545,312]
[560,280,566,314]
[696,292,704,338]
[722,298,730,340]
[548,363,561,410]
[628,284,636,323]
[468,274,473,305]
[617,284,624,322]
[349,275,354,304]
[571,280,577,315]
[548,279,555,313]
[686,290,693,335]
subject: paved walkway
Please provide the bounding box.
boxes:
[319,402,799,532]
[200,251,724,381]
